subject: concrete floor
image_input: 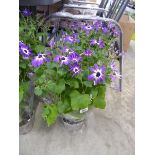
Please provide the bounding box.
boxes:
[19,41,135,155]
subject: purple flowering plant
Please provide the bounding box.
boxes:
[32,19,122,126]
[19,8,52,118]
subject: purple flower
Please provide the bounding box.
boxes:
[110,61,117,71]
[88,64,106,85]
[62,47,69,53]
[53,55,70,66]
[93,20,102,30]
[90,39,98,45]
[21,9,32,17]
[19,41,33,59]
[113,29,120,37]
[64,36,74,44]
[83,25,93,31]
[72,33,80,43]
[48,39,55,48]
[90,39,104,48]
[32,53,50,67]
[97,39,105,48]
[108,22,115,29]
[70,63,82,76]
[110,73,117,81]
[102,27,108,34]
[69,52,81,63]
[69,22,79,30]
[64,34,80,44]
[61,46,74,54]
[82,24,94,35]
[110,61,122,80]
[84,49,93,57]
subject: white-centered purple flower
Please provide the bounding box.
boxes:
[68,52,81,63]
[70,63,82,76]
[93,20,102,30]
[110,61,122,80]
[84,49,93,57]
[88,64,106,85]
[32,53,50,67]
[90,39,105,48]
[110,61,117,71]
[19,41,33,59]
[21,8,32,17]
[64,33,80,44]
[61,47,75,55]
[61,46,70,54]
[64,35,74,44]
[90,39,98,45]
[53,55,70,66]
[97,39,105,48]
[82,24,94,35]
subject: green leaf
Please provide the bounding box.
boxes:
[98,85,106,97]
[35,45,45,53]
[68,79,79,89]
[42,104,58,126]
[19,63,26,69]
[70,93,90,111]
[19,88,24,103]
[91,87,98,99]
[83,81,92,88]
[47,81,56,91]
[69,90,80,98]
[57,98,70,114]
[54,79,65,94]
[57,69,66,77]
[93,96,106,109]
[47,62,54,69]
[34,86,42,96]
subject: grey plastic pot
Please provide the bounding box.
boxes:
[59,111,86,131]
[19,73,40,135]
[19,111,35,135]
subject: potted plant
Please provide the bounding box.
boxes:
[32,19,122,129]
[19,8,51,134]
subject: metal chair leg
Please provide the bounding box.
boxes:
[119,56,122,91]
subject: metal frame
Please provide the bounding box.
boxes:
[45,13,123,91]
[64,0,129,22]
[67,0,99,6]
[63,4,108,17]
[104,0,129,21]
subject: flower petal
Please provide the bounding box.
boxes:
[101,65,106,72]
[88,74,95,81]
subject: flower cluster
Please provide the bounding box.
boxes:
[20,16,122,126]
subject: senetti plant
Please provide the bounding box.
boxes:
[19,8,51,117]
[32,19,122,126]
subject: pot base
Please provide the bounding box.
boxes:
[19,112,35,135]
[60,112,86,131]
